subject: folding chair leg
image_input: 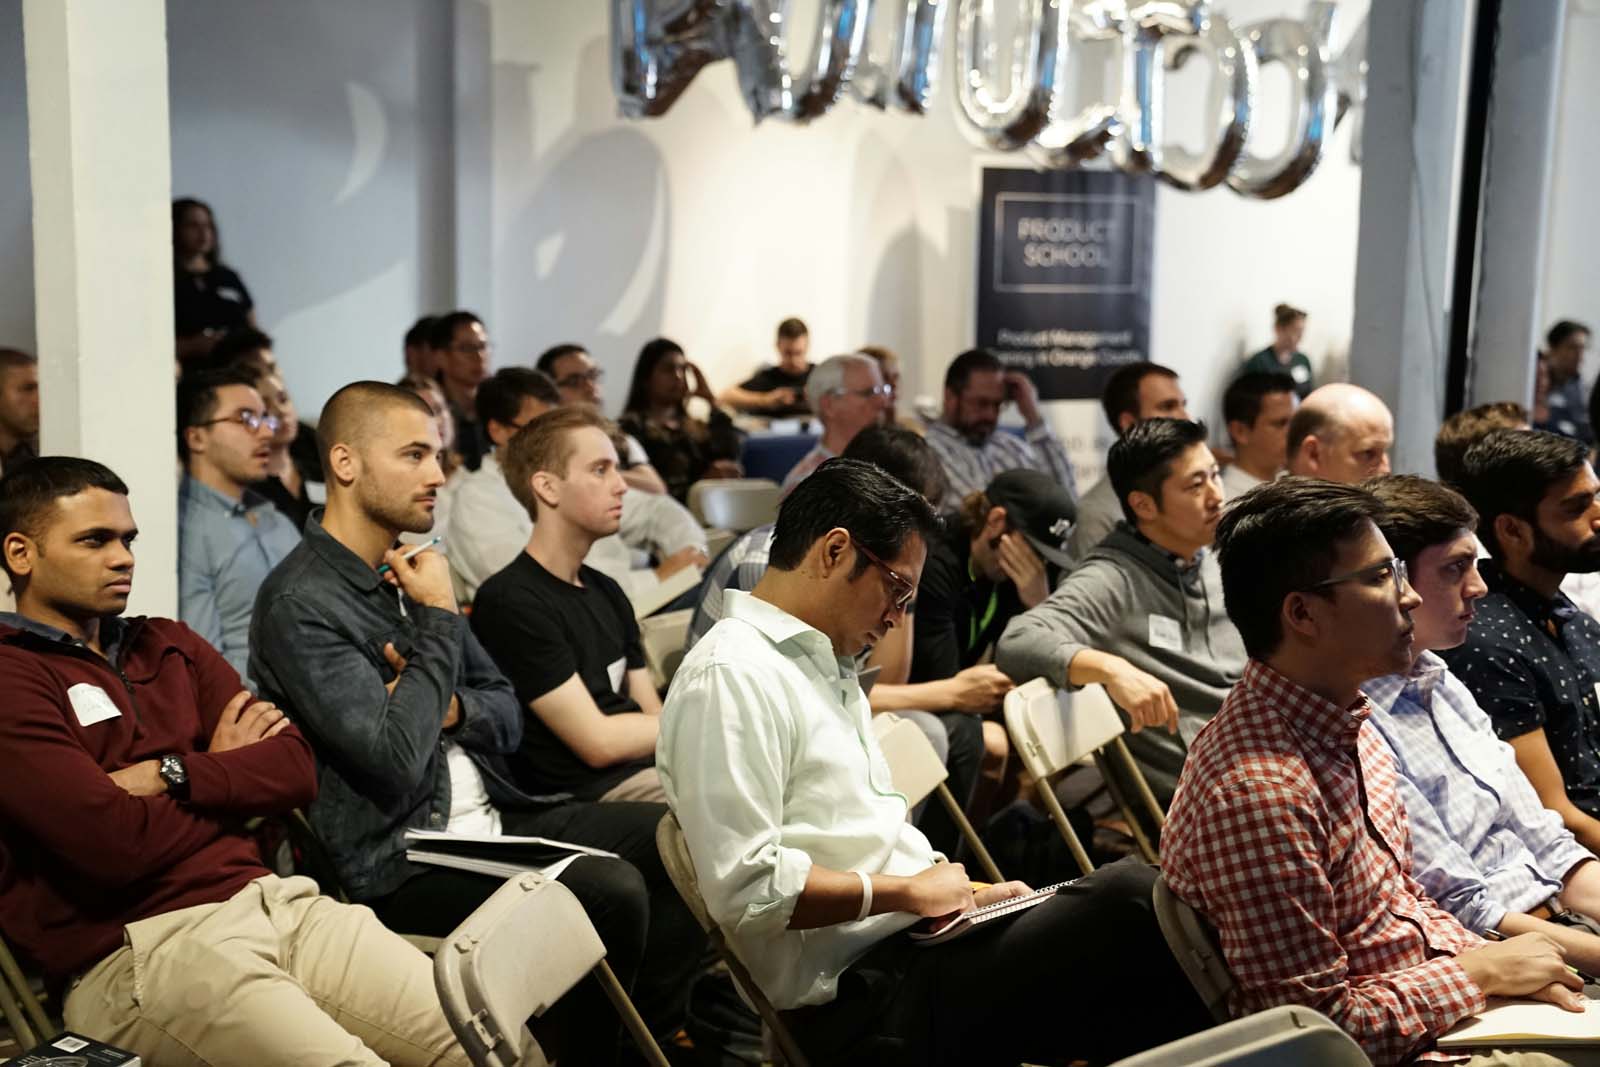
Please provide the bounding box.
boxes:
[935,782,1004,884]
[1093,752,1160,865]
[592,959,672,1067]
[0,976,38,1050]
[0,936,50,1041]
[1033,778,1095,876]
[1112,735,1167,831]
[713,938,811,1067]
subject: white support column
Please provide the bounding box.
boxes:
[24,0,177,616]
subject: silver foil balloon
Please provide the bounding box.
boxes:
[851,0,950,114]
[1023,0,1126,167]
[1147,5,1255,190]
[782,0,874,122]
[955,0,1071,151]
[611,0,788,121]
[1330,11,1368,163]
[1226,0,1338,199]
[1113,0,1209,174]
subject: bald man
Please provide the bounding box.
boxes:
[249,380,695,1062]
[1285,383,1394,484]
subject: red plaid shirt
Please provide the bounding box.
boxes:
[1162,660,1488,1066]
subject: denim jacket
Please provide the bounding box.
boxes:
[248,512,564,901]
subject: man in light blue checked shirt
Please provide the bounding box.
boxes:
[1362,475,1600,973]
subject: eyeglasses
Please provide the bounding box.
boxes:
[193,409,280,434]
[830,384,893,401]
[1305,556,1409,599]
[850,536,916,611]
[557,368,605,389]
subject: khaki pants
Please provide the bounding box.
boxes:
[64,875,468,1067]
[1466,1053,1600,1066]
[598,765,667,803]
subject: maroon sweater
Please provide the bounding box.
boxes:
[0,615,316,981]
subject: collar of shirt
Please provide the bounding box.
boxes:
[1480,557,1581,630]
[303,509,388,594]
[180,474,274,519]
[1364,651,1448,716]
[1131,525,1206,575]
[724,589,858,689]
[1246,658,1370,753]
[0,610,129,662]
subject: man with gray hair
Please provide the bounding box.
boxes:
[780,352,890,494]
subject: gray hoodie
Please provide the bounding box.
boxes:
[995,522,1246,799]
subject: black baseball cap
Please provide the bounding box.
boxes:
[985,468,1076,568]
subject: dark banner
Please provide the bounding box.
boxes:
[976,167,1155,401]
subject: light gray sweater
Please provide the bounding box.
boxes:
[1066,475,1122,562]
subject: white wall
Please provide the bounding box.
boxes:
[1541,3,1600,387]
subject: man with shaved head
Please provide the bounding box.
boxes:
[250,381,679,1062]
[1286,383,1395,484]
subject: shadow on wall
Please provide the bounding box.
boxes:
[493,35,668,406]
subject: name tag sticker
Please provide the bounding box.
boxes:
[1148,614,1184,653]
[1291,363,1310,383]
[67,683,123,727]
[607,657,626,694]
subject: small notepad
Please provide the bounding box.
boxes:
[909,879,1078,947]
[1438,991,1600,1048]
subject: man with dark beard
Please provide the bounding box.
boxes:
[1444,429,1600,853]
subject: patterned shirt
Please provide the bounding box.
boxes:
[1365,652,1590,935]
[1163,660,1486,1066]
[923,419,1076,511]
[687,524,776,649]
[1441,560,1600,820]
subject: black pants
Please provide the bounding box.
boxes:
[914,711,985,858]
[782,858,1211,1067]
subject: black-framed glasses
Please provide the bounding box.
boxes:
[1305,556,1409,599]
[193,409,280,434]
[557,367,605,389]
[851,536,915,611]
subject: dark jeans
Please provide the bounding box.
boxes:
[782,858,1211,1067]
[914,711,985,858]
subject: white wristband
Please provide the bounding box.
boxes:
[855,870,873,922]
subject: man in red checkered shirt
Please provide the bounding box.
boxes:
[1162,477,1588,1066]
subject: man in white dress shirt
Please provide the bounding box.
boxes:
[658,458,1208,1066]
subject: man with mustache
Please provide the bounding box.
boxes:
[1443,429,1600,855]
[1362,475,1600,975]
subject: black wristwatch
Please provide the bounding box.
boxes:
[158,754,190,800]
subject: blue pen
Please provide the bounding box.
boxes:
[377,536,443,576]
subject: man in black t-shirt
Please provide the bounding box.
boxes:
[718,316,813,417]
[472,407,666,802]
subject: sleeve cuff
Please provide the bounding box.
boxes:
[729,846,813,940]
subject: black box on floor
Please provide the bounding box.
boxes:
[6,1031,141,1065]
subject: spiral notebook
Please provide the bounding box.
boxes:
[909,879,1078,947]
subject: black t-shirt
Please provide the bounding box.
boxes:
[739,364,812,417]
[470,552,650,799]
[909,519,1024,683]
[174,264,254,337]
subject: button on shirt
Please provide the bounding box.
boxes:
[1441,560,1600,821]
[178,476,302,681]
[1365,652,1589,935]
[1162,660,1486,1067]
[658,590,939,1010]
[923,419,1077,511]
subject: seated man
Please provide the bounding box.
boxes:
[998,419,1244,802]
[717,315,814,417]
[1066,361,1190,559]
[448,366,706,605]
[1363,474,1600,973]
[1285,382,1394,483]
[659,458,1209,1066]
[923,347,1077,510]
[537,342,668,495]
[1443,429,1600,855]
[0,456,465,1066]
[1163,476,1585,1066]
[176,368,301,679]
[250,382,697,1062]
[471,407,667,803]
[780,352,889,493]
[1435,401,1529,489]
[0,346,40,475]
[1220,370,1298,498]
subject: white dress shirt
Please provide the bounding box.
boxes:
[1219,462,1264,500]
[658,590,938,1010]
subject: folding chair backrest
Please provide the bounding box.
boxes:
[640,609,694,691]
[434,872,607,1067]
[1152,874,1236,1024]
[1004,678,1125,780]
[870,713,948,808]
[688,479,781,532]
[1109,1004,1370,1066]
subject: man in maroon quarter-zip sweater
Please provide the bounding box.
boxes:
[0,456,466,1067]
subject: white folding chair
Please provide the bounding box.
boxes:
[433,871,669,1067]
[688,479,781,532]
[1152,873,1236,1024]
[1002,678,1166,874]
[870,713,1004,883]
[639,608,694,690]
[1109,1005,1369,1066]
[657,812,811,1067]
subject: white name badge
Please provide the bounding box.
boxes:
[67,683,123,727]
[607,656,626,694]
[1148,614,1184,653]
[1291,363,1310,383]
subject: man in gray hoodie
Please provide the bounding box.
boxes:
[997,418,1246,802]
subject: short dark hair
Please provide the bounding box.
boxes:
[1362,475,1478,569]
[1455,428,1590,560]
[1434,402,1528,488]
[427,310,484,351]
[475,367,560,429]
[840,424,948,507]
[1214,477,1387,659]
[1107,418,1209,524]
[0,456,129,580]
[943,348,1003,394]
[536,344,588,376]
[0,348,37,374]
[1274,303,1307,328]
[404,315,436,350]
[176,368,261,460]
[209,326,273,366]
[1101,362,1178,434]
[1549,320,1591,349]
[500,406,616,517]
[318,381,435,467]
[1224,372,1297,431]
[768,458,942,579]
[776,317,808,342]
[1286,403,1329,459]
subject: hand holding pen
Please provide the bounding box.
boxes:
[379,538,458,614]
